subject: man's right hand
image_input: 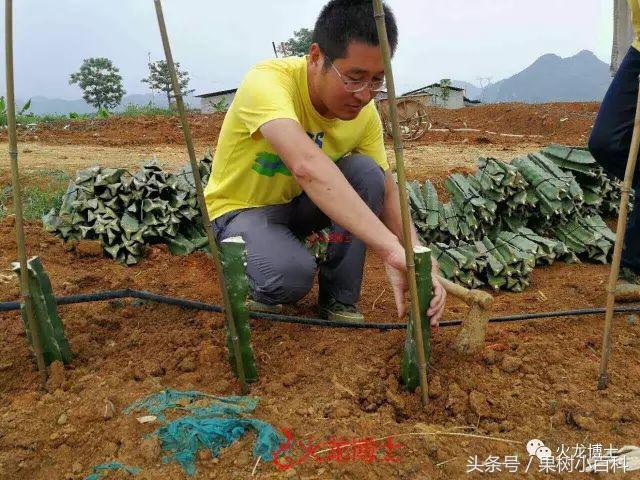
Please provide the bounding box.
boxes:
[382,241,408,317]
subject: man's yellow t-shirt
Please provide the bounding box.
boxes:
[629,0,640,51]
[204,56,389,220]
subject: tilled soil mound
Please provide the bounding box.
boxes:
[1,218,639,479]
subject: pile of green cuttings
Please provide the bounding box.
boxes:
[408,145,624,292]
[41,144,627,293]
[43,154,213,264]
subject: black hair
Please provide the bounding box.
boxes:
[312,0,398,66]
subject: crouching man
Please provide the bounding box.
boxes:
[204,0,446,322]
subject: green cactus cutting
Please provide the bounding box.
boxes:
[12,257,72,366]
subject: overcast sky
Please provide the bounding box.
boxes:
[0,0,615,99]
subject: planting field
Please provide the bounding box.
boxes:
[1,102,639,479]
[0,101,598,148]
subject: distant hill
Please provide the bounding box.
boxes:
[480,50,610,103]
[17,93,199,115]
[452,80,482,100]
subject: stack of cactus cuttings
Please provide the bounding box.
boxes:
[550,214,616,264]
[494,229,548,267]
[511,153,583,219]
[431,241,485,289]
[473,157,530,214]
[407,179,427,222]
[540,145,605,212]
[539,144,634,217]
[407,179,443,243]
[408,177,488,245]
[474,236,535,292]
[531,152,585,205]
[422,180,441,232]
[430,235,538,292]
[445,173,497,227]
[402,145,623,293]
[508,227,577,265]
[173,151,213,191]
[430,227,576,292]
[439,202,478,243]
[601,177,635,216]
[541,144,598,175]
[488,214,530,239]
[43,154,213,265]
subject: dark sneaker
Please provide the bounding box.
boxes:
[319,299,364,323]
[619,267,640,285]
[615,267,640,302]
[246,298,283,314]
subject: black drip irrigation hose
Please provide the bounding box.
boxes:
[1,288,640,330]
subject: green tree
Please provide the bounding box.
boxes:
[278,28,313,57]
[141,60,194,107]
[439,78,452,102]
[69,57,126,111]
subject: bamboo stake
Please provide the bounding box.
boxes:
[152,0,248,394]
[372,0,429,405]
[598,76,640,390]
[5,0,47,386]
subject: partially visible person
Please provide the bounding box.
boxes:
[589,0,640,299]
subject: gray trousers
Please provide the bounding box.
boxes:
[212,154,386,306]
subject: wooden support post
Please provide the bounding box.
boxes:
[598,76,640,390]
[152,0,248,394]
[5,0,47,386]
[372,0,429,405]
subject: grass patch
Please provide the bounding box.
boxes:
[33,169,71,183]
[22,185,67,220]
[17,113,69,124]
[0,186,10,220]
[2,112,69,126]
[0,170,70,221]
[117,102,175,117]
[4,103,200,126]
[1,103,206,129]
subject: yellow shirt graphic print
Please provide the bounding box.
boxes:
[252,152,292,177]
[204,56,388,220]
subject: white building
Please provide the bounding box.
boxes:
[196,88,238,113]
[402,83,465,109]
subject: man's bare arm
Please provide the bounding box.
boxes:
[379,168,447,324]
[260,118,405,268]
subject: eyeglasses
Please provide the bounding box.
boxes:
[327,59,386,93]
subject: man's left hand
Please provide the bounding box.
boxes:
[384,256,447,327]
